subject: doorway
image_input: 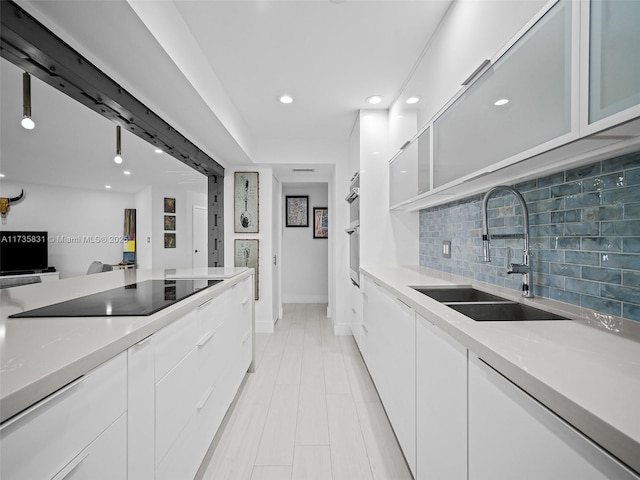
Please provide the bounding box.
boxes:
[281,183,329,303]
[192,205,208,268]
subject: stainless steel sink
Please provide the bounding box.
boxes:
[412,287,511,303]
[446,302,569,322]
[412,286,569,321]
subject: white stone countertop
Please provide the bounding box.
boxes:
[0,267,252,424]
[361,265,640,475]
[165,266,249,279]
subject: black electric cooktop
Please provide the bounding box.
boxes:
[9,279,222,318]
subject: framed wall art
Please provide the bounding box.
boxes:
[313,207,328,239]
[164,197,176,214]
[234,239,259,300]
[286,195,309,227]
[234,172,259,233]
[164,233,176,248]
[164,215,176,231]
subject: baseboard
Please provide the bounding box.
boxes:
[282,295,328,304]
[333,322,352,336]
[255,320,274,333]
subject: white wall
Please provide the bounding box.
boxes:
[151,186,207,270]
[282,183,328,303]
[0,181,134,278]
[135,186,153,269]
[224,166,274,333]
[359,110,418,269]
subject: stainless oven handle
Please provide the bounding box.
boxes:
[345,187,359,203]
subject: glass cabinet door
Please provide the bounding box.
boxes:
[588,0,640,124]
[389,127,431,207]
[432,1,573,189]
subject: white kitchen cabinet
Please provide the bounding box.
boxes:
[0,352,127,480]
[468,355,639,480]
[154,278,254,480]
[389,127,431,208]
[361,276,416,477]
[433,0,575,189]
[416,314,467,480]
[128,334,156,480]
[585,0,640,130]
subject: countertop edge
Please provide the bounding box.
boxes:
[0,269,253,424]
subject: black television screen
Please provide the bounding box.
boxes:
[0,231,49,273]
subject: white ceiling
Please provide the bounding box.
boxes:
[1,0,454,190]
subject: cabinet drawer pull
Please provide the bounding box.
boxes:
[361,324,369,334]
[1,376,86,431]
[241,331,251,345]
[198,297,214,309]
[196,385,216,410]
[51,451,89,480]
[134,334,153,347]
[241,297,250,306]
[196,327,219,347]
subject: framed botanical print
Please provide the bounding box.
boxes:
[234,172,259,233]
[234,239,259,300]
[313,207,328,238]
[286,195,309,227]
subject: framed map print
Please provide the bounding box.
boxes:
[286,195,309,227]
[313,207,328,238]
[234,172,259,233]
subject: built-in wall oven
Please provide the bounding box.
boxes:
[345,172,360,286]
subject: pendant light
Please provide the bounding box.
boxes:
[21,72,35,130]
[114,125,123,164]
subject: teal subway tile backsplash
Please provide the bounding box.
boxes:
[419,151,640,322]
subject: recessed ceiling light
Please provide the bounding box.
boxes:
[105,185,112,189]
[124,171,131,175]
[154,148,163,154]
[406,96,420,104]
[279,95,294,104]
[0,174,5,178]
[372,151,380,155]
[366,95,383,105]
[494,98,509,106]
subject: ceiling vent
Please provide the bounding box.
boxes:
[292,168,316,173]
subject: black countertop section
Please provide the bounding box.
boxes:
[9,279,222,318]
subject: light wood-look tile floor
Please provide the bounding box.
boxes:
[196,304,413,480]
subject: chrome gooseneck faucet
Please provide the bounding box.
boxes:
[481,185,534,298]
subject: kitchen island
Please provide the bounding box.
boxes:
[359,265,640,479]
[0,267,254,480]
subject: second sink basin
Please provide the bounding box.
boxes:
[413,286,510,303]
[447,302,569,322]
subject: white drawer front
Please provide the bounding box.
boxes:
[54,413,127,480]
[155,308,198,381]
[155,347,199,466]
[0,352,127,480]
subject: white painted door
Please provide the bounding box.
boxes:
[192,205,207,268]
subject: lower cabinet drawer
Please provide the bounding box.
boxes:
[156,372,232,480]
[55,413,128,480]
[155,346,199,467]
[0,352,127,480]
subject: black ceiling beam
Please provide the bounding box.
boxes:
[0,1,224,177]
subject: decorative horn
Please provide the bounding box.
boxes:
[0,189,24,218]
[9,189,24,203]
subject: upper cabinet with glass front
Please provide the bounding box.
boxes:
[583,0,640,133]
[389,127,430,208]
[432,0,576,189]
[389,0,640,211]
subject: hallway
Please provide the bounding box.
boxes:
[198,304,412,480]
